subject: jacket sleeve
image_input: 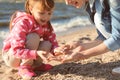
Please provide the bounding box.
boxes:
[10,19,37,59]
[104,0,120,51]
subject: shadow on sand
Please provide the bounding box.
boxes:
[34,60,120,80]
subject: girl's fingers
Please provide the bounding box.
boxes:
[54,52,61,56]
[39,52,49,63]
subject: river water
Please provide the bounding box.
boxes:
[0,2,94,48]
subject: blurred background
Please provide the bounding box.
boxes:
[0,0,93,48]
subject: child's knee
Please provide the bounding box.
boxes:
[26,33,40,50]
[38,41,52,52]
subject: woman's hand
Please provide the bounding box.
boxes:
[65,0,87,8]
[61,46,87,63]
[61,52,85,63]
[52,41,83,62]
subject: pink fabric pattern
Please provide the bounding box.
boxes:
[2,11,58,59]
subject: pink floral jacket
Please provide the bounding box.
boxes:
[2,11,58,59]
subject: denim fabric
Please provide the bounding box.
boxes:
[86,0,120,51]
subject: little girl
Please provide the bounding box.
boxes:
[2,0,58,79]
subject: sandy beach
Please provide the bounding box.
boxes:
[0,26,120,80]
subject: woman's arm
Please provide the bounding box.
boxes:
[62,40,109,62]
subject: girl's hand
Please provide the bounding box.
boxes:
[54,41,80,56]
[54,44,71,56]
[37,51,48,63]
[37,51,53,63]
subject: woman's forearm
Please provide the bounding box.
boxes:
[80,40,103,51]
[82,42,110,58]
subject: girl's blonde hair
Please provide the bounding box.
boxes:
[9,0,54,31]
[25,0,54,14]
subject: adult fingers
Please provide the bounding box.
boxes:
[65,0,69,5]
[61,55,73,63]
